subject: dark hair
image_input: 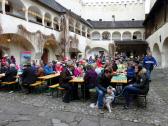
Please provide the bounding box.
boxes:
[138,64,143,72]
[86,65,93,71]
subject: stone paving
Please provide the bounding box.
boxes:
[0,69,168,126]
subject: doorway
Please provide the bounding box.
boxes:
[41,48,49,65]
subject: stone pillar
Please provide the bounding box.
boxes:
[2,0,5,14]
[85,28,87,37]
[80,25,82,35]
[74,21,76,33]
[25,8,28,21]
[100,32,102,40]
[42,13,45,26]
[121,32,123,40]
[161,51,165,68]
[51,16,54,29]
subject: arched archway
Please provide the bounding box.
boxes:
[28,6,42,24]
[91,31,101,40]
[112,32,121,40]
[44,12,52,27]
[75,22,81,35]
[0,33,35,64]
[133,31,142,40]
[5,0,26,18]
[42,38,58,64]
[122,31,132,40]
[162,38,168,67]
[85,45,91,58]
[102,31,111,40]
[53,17,59,31]
[82,25,86,37]
[87,47,108,59]
[69,18,74,32]
[153,43,161,67]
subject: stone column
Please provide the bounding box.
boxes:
[42,13,45,26]
[80,25,82,35]
[25,8,28,21]
[121,32,123,40]
[85,28,87,37]
[2,0,5,14]
[51,16,54,29]
[74,21,76,33]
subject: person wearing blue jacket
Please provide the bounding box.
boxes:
[143,51,157,81]
[127,62,136,84]
[44,62,55,75]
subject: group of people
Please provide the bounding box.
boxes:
[0,50,157,112]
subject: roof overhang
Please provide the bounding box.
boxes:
[114,40,148,45]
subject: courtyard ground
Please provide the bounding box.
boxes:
[0,69,168,126]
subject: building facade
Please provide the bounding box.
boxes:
[0,0,146,65]
[144,0,168,68]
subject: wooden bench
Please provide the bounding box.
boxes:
[48,83,65,97]
[29,81,45,93]
[1,81,18,90]
[30,81,43,87]
[1,81,17,85]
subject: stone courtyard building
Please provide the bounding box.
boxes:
[144,0,168,68]
[0,0,166,68]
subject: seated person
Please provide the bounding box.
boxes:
[55,62,63,73]
[44,62,55,75]
[59,61,74,103]
[82,65,97,99]
[123,65,149,109]
[74,63,83,77]
[36,64,45,77]
[2,63,17,82]
[0,62,9,74]
[127,61,136,83]
[96,66,113,113]
[21,63,37,94]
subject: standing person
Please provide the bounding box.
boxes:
[96,66,113,113]
[143,51,157,81]
[88,56,94,64]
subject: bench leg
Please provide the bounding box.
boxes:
[144,96,147,107]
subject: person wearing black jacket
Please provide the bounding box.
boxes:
[59,63,73,103]
[123,66,149,109]
[2,64,17,82]
[21,63,37,93]
[96,66,113,113]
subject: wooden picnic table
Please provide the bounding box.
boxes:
[0,73,5,78]
[38,73,60,80]
[111,74,127,84]
[69,77,84,83]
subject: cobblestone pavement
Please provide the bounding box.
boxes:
[0,69,168,126]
